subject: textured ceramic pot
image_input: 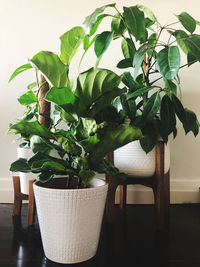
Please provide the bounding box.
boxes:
[114,140,170,177]
[33,178,108,264]
[17,147,37,195]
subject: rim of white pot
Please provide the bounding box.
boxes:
[34,177,107,192]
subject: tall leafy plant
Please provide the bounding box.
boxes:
[9,25,143,187]
[81,3,200,152]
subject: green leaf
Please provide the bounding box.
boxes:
[60,26,85,65]
[10,158,31,173]
[183,108,199,136]
[160,95,176,134]
[157,46,180,80]
[171,94,186,123]
[94,31,113,58]
[117,58,133,69]
[133,44,151,79]
[83,3,115,34]
[75,118,98,141]
[78,170,96,186]
[9,121,54,139]
[122,72,138,90]
[123,6,146,41]
[187,53,197,66]
[183,35,200,61]
[30,135,52,154]
[140,122,158,153]
[177,12,196,34]
[121,95,137,120]
[27,82,37,90]
[173,30,189,54]
[45,87,75,105]
[18,91,37,106]
[111,13,126,39]
[141,92,161,123]
[89,124,143,163]
[90,14,109,36]
[127,86,155,100]
[83,35,90,50]
[136,4,157,22]
[31,51,69,88]
[121,38,136,59]
[9,63,32,83]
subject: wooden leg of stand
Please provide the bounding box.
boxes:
[12,176,22,216]
[106,176,119,224]
[120,185,127,211]
[28,180,35,226]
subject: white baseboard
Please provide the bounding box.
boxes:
[1,177,200,204]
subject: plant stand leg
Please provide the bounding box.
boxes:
[28,180,35,226]
[106,176,119,224]
[12,176,23,216]
[120,185,127,211]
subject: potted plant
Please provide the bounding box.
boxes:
[80,3,200,176]
[8,25,143,263]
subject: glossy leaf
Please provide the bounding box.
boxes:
[127,86,155,100]
[111,13,126,39]
[9,63,32,83]
[75,118,98,141]
[9,121,54,139]
[45,87,75,105]
[160,95,176,134]
[121,38,136,59]
[31,51,69,88]
[183,108,199,136]
[133,44,151,80]
[78,170,96,186]
[177,12,196,34]
[117,58,133,69]
[94,31,113,58]
[141,92,161,123]
[89,124,143,162]
[10,158,31,173]
[157,46,180,80]
[60,26,85,65]
[83,3,115,34]
[121,95,137,120]
[83,35,90,50]
[163,78,177,97]
[171,94,186,123]
[187,53,197,66]
[122,72,138,90]
[172,30,189,54]
[183,35,200,61]
[136,4,157,22]
[123,6,146,41]
[18,91,37,106]
[89,14,109,36]
[140,122,158,153]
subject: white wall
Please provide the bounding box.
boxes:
[1,0,200,203]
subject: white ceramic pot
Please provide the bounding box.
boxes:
[33,178,108,264]
[17,147,37,195]
[114,141,170,177]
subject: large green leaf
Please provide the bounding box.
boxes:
[123,6,146,41]
[183,35,200,61]
[141,92,161,123]
[94,31,113,59]
[187,53,197,66]
[31,51,69,88]
[171,94,186,123]
[45,87,75,105]
[183,108,199,136]
[121,95,137,120]
[177,12,196,34]
[78,170,96,186]
[83,3,115,34]
[121,38,136,59]
[127,86,155,100]
[89,14,109,36]
[60,26,85,65]
[75,118,98,141]
[9,63,33,83]
[136,4,157,22]
[10,158,31,173]
[157,46,180,80]
[133,44,151,80]
[111,13,126,39]
[163,78,177,97]
[9,121,54,139]
[74,67,122,115]
[117,58,133,69]
[160,95,176,134]
[173,30,189,54]
[89,124,143,162]
[18,91,37,106]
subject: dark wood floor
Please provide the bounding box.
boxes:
[1,204,200,266]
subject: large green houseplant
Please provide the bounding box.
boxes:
[80,3,200,153]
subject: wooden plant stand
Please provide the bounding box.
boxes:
[12,176,35,226]
[105,141,170,231]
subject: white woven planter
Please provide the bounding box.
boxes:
[114,140,170,177]
[33,178,108,264]
[17,147,37,195]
